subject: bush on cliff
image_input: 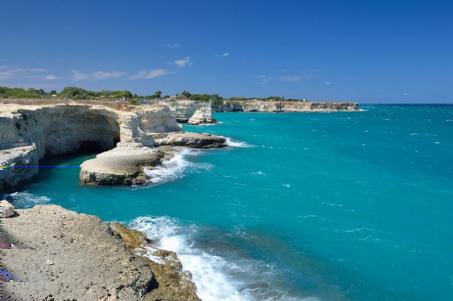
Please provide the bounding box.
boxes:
[0,86,48,98]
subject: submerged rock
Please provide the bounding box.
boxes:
[156,132,226,148]
[1,205,200,301]
[0,200,16,218]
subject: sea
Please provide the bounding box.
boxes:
[5,105,453,301]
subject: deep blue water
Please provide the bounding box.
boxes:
[7,105,453,301]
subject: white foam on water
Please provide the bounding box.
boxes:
[144,149,212,184]
[130,216,254,301]
[8,192,50,208]
[129,216,309,301]
[224,137,254,148]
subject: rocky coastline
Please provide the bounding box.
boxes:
[0,201,200,301]
[0,98,359,300]
[0,101,226,191]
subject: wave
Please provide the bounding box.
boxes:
[144,149,212,185]
[129,216,311,301]
[224,137,254,148]
[8,192,50,208]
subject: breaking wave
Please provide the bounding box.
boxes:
[224,137,254,148]
[144,149,212,184]
[129,216,310,301]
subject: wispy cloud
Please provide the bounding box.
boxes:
[166,43,180,48]
[279,75,302,82]
[0,66,56,81]
[325,81,332,85]
[221,52,230,57]
[72,70,125,81]
[130,69,171,80]
[45,74,57,80]
[257,75,272,84]
[174,57,191,68]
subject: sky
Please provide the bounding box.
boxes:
[1,0,453,103]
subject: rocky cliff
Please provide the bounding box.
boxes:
[0,203,200,301]
[0,102,226,191]
[221,100,359,112]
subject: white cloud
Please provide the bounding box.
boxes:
[130,69,171,80]
[403,92,409,96]
[279,75,302,82]
[166,43,180,48]
[0,67,54,81]
[72,70,125,81]
[222,52,230,57]
[174,57,191,68]
[45,74,57,80]
[325,81,332,85]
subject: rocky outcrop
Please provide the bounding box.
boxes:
[1,204,200,301]
[110,223,200,301]
[0,199,16,217]
[80,143,164,186]
[0,102,180,192]
[188,105,216,124]
[156,132,226,148]
[79,133,226,185]
[158,99,201,123]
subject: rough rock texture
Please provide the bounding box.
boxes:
[188,105,216,125]
[109,223,200,301]
[0,102,179,192]
[220,100,359,112]
[158,100,201,123]
[80,143,164,186]
[156,132,226,148]
[0,199,16,217]
[0,205,200,301]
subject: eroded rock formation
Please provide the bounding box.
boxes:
[188,105,216,124]
[0,102,227,191]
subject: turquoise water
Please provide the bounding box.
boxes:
[6,105,453,301]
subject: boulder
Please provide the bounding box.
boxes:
[0,200,16,218]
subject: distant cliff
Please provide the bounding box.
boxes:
[218,100,359,112]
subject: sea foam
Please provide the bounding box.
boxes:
[130,216,311,301]
[224,137,254,148]
[144,149,212,184]
[8,192,50,208]
[130,216,253,301]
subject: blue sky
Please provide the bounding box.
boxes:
[1,0,452,103]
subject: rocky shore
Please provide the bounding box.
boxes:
[0,202,200,301]
[0,101,226,191]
